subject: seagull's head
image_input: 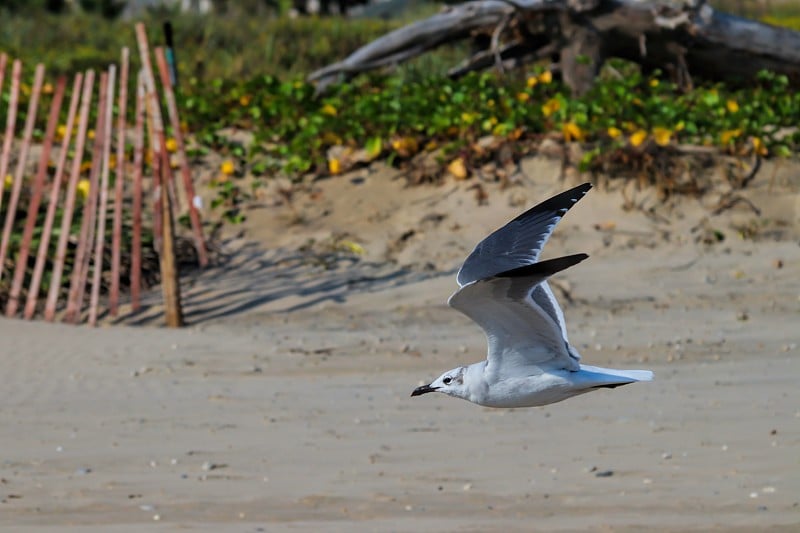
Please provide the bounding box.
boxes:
[411,366,468,399]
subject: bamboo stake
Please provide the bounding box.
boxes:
[88,66,116,326]
[109,48,129,316]
[154,46,208,267]
[0,63,45,284]
[26,73,83,320]
[64,70,108,324]
[5,76,66,317]
[0,60,21,218]
[159,156,183,328]
[0,53,6,113]
[130,71,145,312]
[135,23,164,253]
[45,70,95,322]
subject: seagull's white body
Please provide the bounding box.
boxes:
[411,183,653,408]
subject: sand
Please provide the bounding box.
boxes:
[1,158,799,531]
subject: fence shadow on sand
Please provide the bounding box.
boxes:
[117,240,443,326]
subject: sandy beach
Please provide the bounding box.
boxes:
[1,160,799,532]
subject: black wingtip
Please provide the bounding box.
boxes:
[510,182,592,224]
[495,253,589,278]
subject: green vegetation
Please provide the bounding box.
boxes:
[0,8,452,82]
[181,65,798,178]
[1,2,799,305]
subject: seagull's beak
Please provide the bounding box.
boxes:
[411,384,438,397]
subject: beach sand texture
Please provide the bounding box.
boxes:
[2,162,799,531]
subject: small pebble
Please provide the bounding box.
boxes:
[661,452,672,460]
[595,470,614,478]
[750,492,759,499]
[139,504,155,512]
[75,467,91,475]
[462,483,472,491]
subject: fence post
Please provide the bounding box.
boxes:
[5,76,66,317]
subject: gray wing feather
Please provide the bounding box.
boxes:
[449,255,586,378]
[456,183,591,287]
[449,275,580,379]
[532,281,581,363]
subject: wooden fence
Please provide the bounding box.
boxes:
[0,24,207,327]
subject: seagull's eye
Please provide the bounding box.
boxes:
[443,377,452,385]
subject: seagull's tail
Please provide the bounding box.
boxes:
[577,365,654,389]
[610,369,654,382]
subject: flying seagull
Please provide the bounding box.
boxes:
[411,183,653,408]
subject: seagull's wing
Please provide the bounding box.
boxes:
[532,281,580,363]
[449,254,588,378]
[456,183,592,287]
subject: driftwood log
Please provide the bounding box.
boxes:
[309,0,800,95]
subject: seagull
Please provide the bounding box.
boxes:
[411,183,653,408]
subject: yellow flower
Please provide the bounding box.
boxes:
[239,94,251,106]
[541,97,560,118]
[42,82,54,94]
[652,127,672,146]
[447,157,468,180]
[220,160,235,175]
[165,138,178,153]
[328,157,341,175]
[87,129,95,140]
[538,70,553,84]
[629,129,648,147]
[726,99,739,113]
[487,99,495,108]
[607,126,622,139]
[460,112,478,125]
[562,122,584,142]
[76,178,91,199]
[390,136,418,157]
[321,103,337,116]
[3,174,12,190]
[752,136,768,156]
[526,76,538,88]
[56,124,67,140]
[649,78,659,88]
[80,160,92,173]
[516,92,530,103]
[720,129,742,144]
